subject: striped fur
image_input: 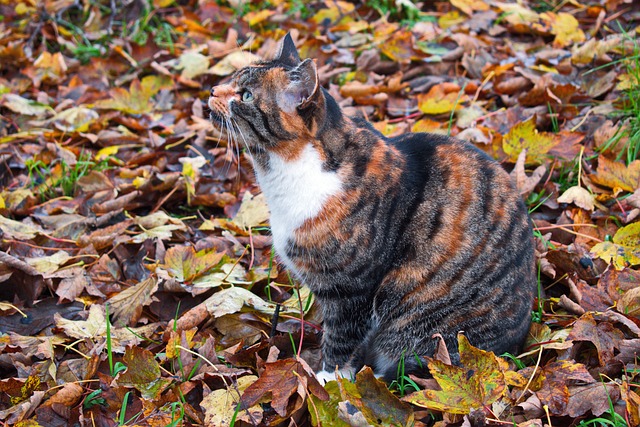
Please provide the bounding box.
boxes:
[208,34,536,381]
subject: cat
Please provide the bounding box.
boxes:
[207,33,536,383]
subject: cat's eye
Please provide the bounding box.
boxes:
[241,91,254,102]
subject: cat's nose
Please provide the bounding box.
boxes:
[210,87,216,97]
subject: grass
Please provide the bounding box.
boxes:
[594,25,640,165]
[25,151,110,201]
[105,303,127,377]
[388,350,421,397]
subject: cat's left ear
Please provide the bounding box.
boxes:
[279,58,319,113]
[274,33,301,67]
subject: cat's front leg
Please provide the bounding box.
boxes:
[315,295,373,384]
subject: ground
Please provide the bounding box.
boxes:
[0,0,639,426]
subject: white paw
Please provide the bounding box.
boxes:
[315,369,336,385]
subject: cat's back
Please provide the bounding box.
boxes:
[372,131,535,364]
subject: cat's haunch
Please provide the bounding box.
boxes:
[208,33,536,382]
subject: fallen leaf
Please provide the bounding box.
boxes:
[591,155,640,192]
[503,117,559,164]
[232,192,270,230]
[107,276,158,326]
[240,358,328,418]
[510,149,546,195]
[117,346,172,399]
[403,334,509,414]
[567,313,623,365]
[338,367,414,427]
[201,375,263,426]
[557,186,595,211]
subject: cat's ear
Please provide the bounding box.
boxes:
[279,58,319,112]
[274,33,301,67]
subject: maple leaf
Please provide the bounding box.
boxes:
[201,375,263,426]
[94,75,172,114]
[567,313,624,366]
[240,358,328,418]
[502,117,559,164]
[403,334,509,414]
[418,84,466,115]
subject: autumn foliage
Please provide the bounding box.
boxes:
[1,0,640,426]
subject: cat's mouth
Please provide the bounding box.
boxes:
[208,110,225,127]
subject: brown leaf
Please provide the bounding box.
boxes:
[107,276,158,326]
[565,382,620,418]
[536,360,595,416]
[240,358,328,418]
[567,313,624,366]
[117,346,172,400]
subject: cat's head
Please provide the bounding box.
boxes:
[208,34,323,157]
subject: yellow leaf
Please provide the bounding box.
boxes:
[450,0,488,16]
[494,2,539,26]
[591,156,640,192]
[25,251,71,274]
[243,9,275,26]
[418,84,466,115]
[233,192,270,230]
[0,215,42,240]
[542,12,586,48]
[403,334,508,414]
[502,117,559,164]
[614,222,640,247]
[438,11,466,30]
[176,50,210,80]
[210,51,262,76]
[202,375,262,426]
[96,145,120,161]
[591,223,640,269]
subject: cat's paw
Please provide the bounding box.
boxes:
[315,369,336,385]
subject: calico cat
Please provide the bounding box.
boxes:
[208,34,536,382]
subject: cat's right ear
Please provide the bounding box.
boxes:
[274,33,301,67]
[278,58,319,113]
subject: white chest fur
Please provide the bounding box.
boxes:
[254,144,343,272]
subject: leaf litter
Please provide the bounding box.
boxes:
[0,0,640,426]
